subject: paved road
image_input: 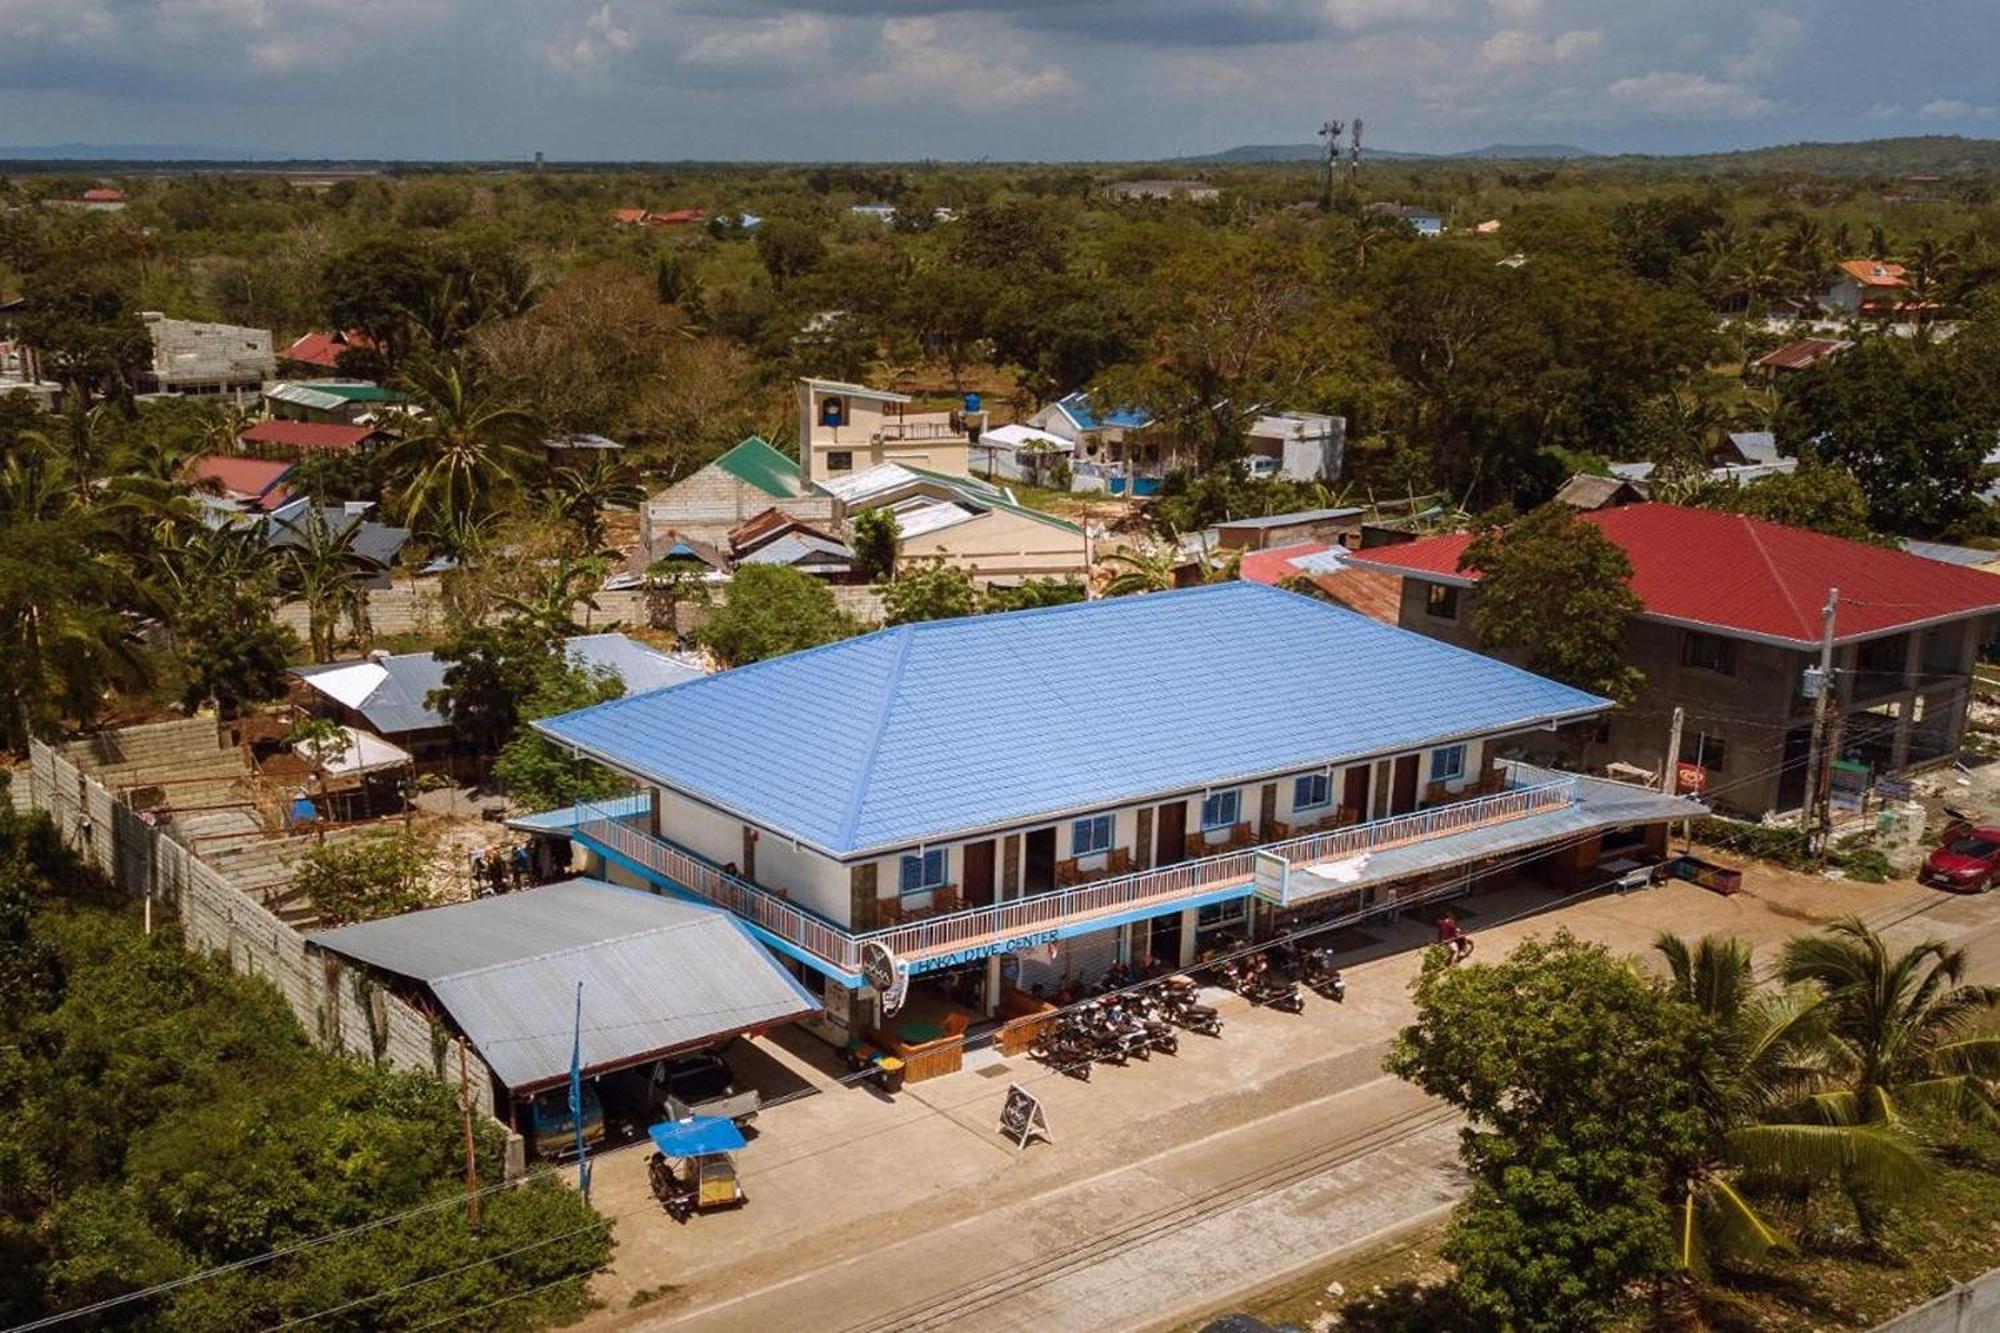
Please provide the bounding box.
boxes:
[621,882,2000,1333]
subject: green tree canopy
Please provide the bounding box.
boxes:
[1459,503,1645,704]
[882,561,979,625]
[697,565,855,666]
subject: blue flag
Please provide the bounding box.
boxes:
[570,980,591,1199]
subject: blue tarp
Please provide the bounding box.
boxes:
[649,1115,746,1157]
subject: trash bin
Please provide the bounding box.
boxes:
[875,1056,906,1094]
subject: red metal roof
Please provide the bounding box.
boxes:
[608,208,650,224]
[188,455,294,509]
[239,419,376,452]
[647,208,707,225]
[1239,542,1403,625]
[81,187,124,202]
[1348,503,2000,647]
[1753,337,1853,372]
[282,329,373,369]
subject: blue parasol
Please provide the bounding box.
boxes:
[648,1114,747,1157]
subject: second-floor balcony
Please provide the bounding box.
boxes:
[871,411,982,444]
[572,767,1596,983]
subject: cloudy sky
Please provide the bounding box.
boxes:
[0,0,1992,160]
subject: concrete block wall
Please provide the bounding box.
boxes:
[23,737,502,1124]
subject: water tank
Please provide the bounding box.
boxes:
[963,392,982,415]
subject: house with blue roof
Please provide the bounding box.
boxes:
[1028,392,1164,496]
[534,582,1697,1041]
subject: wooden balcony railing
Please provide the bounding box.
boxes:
[574,773,1579,977]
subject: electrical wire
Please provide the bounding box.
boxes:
[4,746,1925,1332]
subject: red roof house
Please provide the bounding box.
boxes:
[608,208,651,225]
[646,209,708,227]
[188,455,294,511]
[1350,503,2000,649]
[1239,542,1402,624]
[282,329,375,370]
[81,187,125,203]
[239,419,380,455]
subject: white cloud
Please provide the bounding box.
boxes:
[1722,9,1802,80]
[1919,98,1999,121]
[1322,0,1462,35]
[0,0,114,40]
[545,4,636,73]
[681,14,833,70]
[1486,0,1543,20]
[1603,70,1776,119]
[1481,27,1600,64]
[856,17,1072,109]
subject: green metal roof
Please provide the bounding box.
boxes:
[308,382,406,403]
[713,436,804,499]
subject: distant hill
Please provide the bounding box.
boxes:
[0,142,275,161]
[1185,135,2000,175]
[1191,142,1594,164]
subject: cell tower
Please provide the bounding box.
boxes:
[1349,118,1363,186]
[1317,118,1344,203]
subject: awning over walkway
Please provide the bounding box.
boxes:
[1270,767,1702,908]
[506,792,649,834]
[306,878,821,1091]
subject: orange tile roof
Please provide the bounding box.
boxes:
[1838,259,1906,288]
[1238,542,1403,624]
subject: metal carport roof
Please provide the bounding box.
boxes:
[306,878,821,1091]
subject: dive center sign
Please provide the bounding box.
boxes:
[905,929,1059,974]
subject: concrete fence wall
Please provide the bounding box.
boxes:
[1870,1267,2000,1333]
[22,738,500,1122]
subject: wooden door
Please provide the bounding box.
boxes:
[1155,801,1188,866]
[1341,766,1370,823]
[1024,827,1057,894]
[1391,754,1420,815]
[962,839,996,907]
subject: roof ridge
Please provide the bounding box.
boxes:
[1735,510,1814,640]
[836,624,917,851]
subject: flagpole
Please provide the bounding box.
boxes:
[570,980,591,1201]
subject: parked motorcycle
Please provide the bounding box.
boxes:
[1028,1026,1094,1080]
[1297,945,1347,1002]
[1156,977,1223,1037]
[1116,991,1179,1057]
[1240,956,1306,1013]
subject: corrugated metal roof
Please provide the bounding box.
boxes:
[306,879,821,1089]
[1351,503,2000,647]
[1282,766,1702,903]
[537,582,1609,856]
[1054,392,1152,432]
[711,437,805,499]
[296,634,700,734]
[737,532,855,567]
[1216,508,1365,530]
[507,792,651,833]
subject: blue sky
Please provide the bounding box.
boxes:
[0,0,1992,160]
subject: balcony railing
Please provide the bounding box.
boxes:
[873,416,980,443]
[574,774,1579,978]
[576,802,863,972]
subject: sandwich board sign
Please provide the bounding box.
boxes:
[1000,1083,1050,1151]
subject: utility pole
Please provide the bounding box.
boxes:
[459,1037,482,1230]
[1803,588,1840,856]
[1318,118,1344,207]
[1663,705,1685,796]
[1349,117,1364,187]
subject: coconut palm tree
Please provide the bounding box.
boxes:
[1903,237,1959,324]
[1781,917,2000,1128]
[1099,544,1179,596]
[1655,932,1932,1272]
[542,454,644,553]
[495,551,611,639]
[276,507,381,660]
[383,356,542,541]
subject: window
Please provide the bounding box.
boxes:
[1681,631,1738,676]
[825,450,853,472]
[1293,773,1332,811]
[1200,789,1241,830]
[898,848,947,895]
[1430,745,1466,782]
[1678,733,1726,773]
[1072,814,1113,857]
[1424,583,1459,620]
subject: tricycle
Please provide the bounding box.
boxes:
[647,1115,748,1223]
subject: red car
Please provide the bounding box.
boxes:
[1920,822,2000,893]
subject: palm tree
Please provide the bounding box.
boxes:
[495,551,611,639]
[1726,233,1791,313]
[1782,218,1831,303]
[1904,237,1959,324]
[1656,932,1932,1272]
[383,356,542,541]
[1781,917,2000,1128]
[276,508,381,660]
[543,454,643,553]
[1099,544,1179,596]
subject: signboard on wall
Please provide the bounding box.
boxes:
[1674,762,1710,795]
[860,941,910,1016]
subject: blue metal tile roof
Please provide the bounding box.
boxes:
[1056,392,1153,432]
[535,582,1608,857]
